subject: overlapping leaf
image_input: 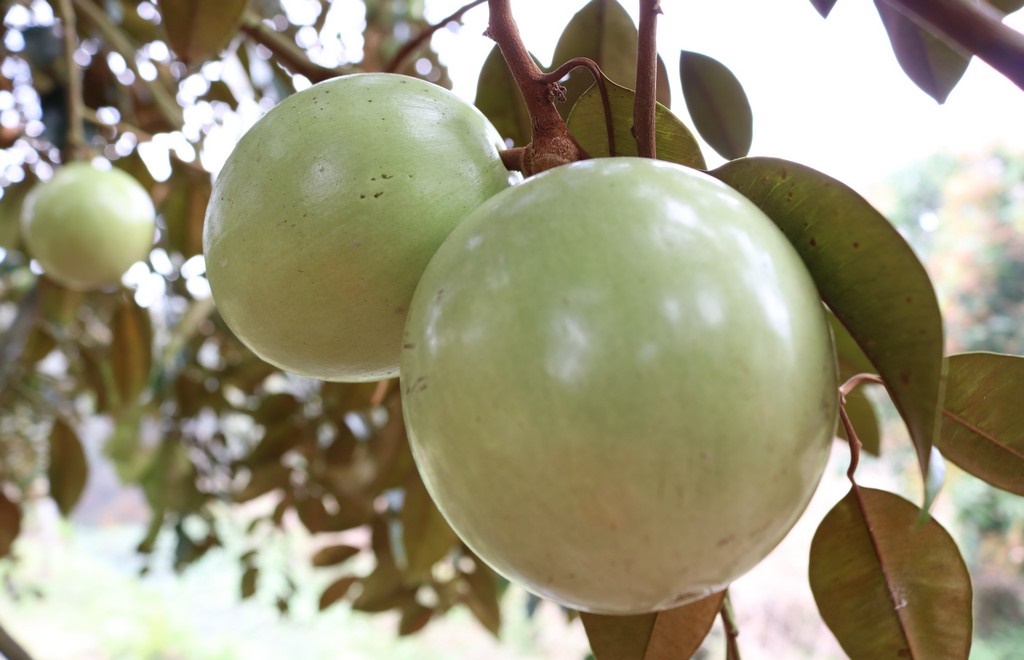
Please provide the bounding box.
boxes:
[48,419,88,516]
[566,79,705,168]
[937,352,1024,495]
[319,575,359,611]
[830,311,882,455]
[461,558,502,636]
[874,2,971,103]
[712,157,945,503]
[581,591,725,660]
[679,51,753,160]
[551,0,671,119]
[809,486,972,659]
[159,0,250,66]
[312,543,360,567]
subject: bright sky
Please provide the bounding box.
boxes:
[427,0,1024,195]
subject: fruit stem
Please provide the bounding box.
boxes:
[55,0,87,162]
[721,589,742,660]
[487,0,588,175]
[635,0,662,159]
[385,0,487,74]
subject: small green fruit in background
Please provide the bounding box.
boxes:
[203,73,519,383]
[401,157,838,615]
[20,163,156,291]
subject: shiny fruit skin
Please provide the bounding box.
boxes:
[203,73,518,382]
[20,164,155,291]
[401,157,838,615]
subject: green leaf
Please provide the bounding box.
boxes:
[401,471,458,579]
[240,565,259,600]
[986,0,1024,13]
[581,591,725,660]
[0,491,20,558]
[873,2,970,103]
[398,601,434,636]
[839,387,882,456]
[809,486,972,659]
[679,51,753,160]
[474,45,537,147]
[551,0,671,119]
[111,298,153,408]
[311,543,361,567]
[566,79,706,169]
[158,0,250,67]
[461,560,502,636]
[712,157,945,505]
[809,0,839,17]
[829,309,876,381]
[937,352,1024,495]
[48,419,88,516]
[318,575,358,611]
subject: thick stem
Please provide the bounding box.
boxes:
[487,0,586,174]
[539,57,615,156]
[0,617,33,660]
[880,0,1024,91]
[240,14,345,83]
[385,0,487,73]
[634,0,661,158]
[55,0,86,161]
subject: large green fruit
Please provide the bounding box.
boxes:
[20,164,155,291]
[203,73,518,382]
[401,158,838,615]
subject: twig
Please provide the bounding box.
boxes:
[0,616,33,660]
[385,0,487,73]
[486,0,587,174]
[634,0,661,158]
[721,590,741,660]
[71,0,184,129]
[839,372,885,397]
[538,57,615,156]
[239,13,345,83]
[55,0,87,161]
[839,400,863,482]
[880,0,1024,91]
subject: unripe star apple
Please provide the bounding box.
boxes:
[401,158,838,615]
[20,164,155,291]
[203,73,519,382]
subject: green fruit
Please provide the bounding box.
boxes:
[203,73,518,382]
[20,164,155,291]
[401,157,838,615]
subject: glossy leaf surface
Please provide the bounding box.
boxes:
[809,486,972,659]
[937,352,1024,495]
[679,51,753,160]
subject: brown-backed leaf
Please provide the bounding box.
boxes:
[566,79,706,169]
[679,51,753,160]
[48,419,88,516]
[581,591,725,660]
[352,518,411,613]
[829,309,876,380]
[712,157,944,505]
[245,421,304,467]
[312,543,361,568]
[319,575,358,611]
[809,0,839,17]
[461,561,502,636]
[159,0,249,66]
[236,461,290,503]
[937,352,1024,495]
[551,0,671,119]
[839,387,882,456]
[474,45,537,147]
[398,602,434,636]
[111,298,153,407]
[159,164,212,257]
[809,486,972,659]
[0,491,20,557]
[401,471,458,578]
[874,2,970,103]
[241,565,259,600]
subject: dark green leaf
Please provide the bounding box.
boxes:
[839,387,882,456]
[551,0,671,119]
[401,471,458,578]
[809,486,972,659]
[159,0,250,66]
[111,298,153,407]
[679,51,753,160]
[809,0,839,17]
[874,2,970,103]
[0,491,20,558]
[581,591,725,660]
[937,352,1024,495]
[241,565,259,599]
[474,45,537,147]
[462,560,502,636]
[48,419,88,516]
[712,157,945,505]
[319,575,358,611]
[311,543,361,567]
[566,79,706,169]
[398,602,434,636]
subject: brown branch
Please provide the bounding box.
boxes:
[239,13,345,83]
[385,0,487,73]
[55,0,87,161]
[539,57,615,156]
[0,617,33,660]
[634,0,661,158]
[880,0,1024,91]
[486,0,587,175]
[839,399,863,482]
